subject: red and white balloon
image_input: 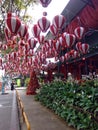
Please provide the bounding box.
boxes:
[39,0,52,7]
[63,33,76,48]
[50,24,58,36]
[5,13,21,35]
[52,15,66,30]
[32,24,41,38]
[74,26,85,40]
[18,24,28,39]
[37,17,50,32]
[80,43,89,54]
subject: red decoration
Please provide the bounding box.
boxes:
[72,51,79,58]
[11,52,18,60]
[53,40,60,51]
[37,17,50,32]
[50,24,58,36]
[60,56,65,62]
[6,14,21,35]
[32,24,41,38]
[0,58,2,66]
[58,36,65,48]
[63,33,76,48]
[37,35,45,44]
[65,53,70,61]
[76,42,82,51]
[28,38,38,50]
[43,11,47,16]
[74,26,85,40]
[52,15,66,30]
[39,0,52,7]
[6,12,17,18]
[47,39,53,48]
[18,24,28,39]
[26,70,40,95]
[25,32,30,41]
[80,43,89,54]
[18,40,26,46]
[4,28,12,41]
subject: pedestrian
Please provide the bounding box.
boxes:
[11,81,14,90]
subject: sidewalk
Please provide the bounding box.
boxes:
[0,90,20,130]
[16,87,76,130]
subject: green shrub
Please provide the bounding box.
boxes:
[35,79,98,130]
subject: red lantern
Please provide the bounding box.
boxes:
[28,38,38,50]
[0,58,2,66]
[27,49,34,56]
[18,24,28,39]
[4,28,12,41]
[50,24,58,36]
[18,40,26,46]
[80,43,89,54]
[6,15,21,35]
[32,24,41,38]
[37,35,45,44]
[43,11,47,16]
[72,51,79,58]
[39,0,52,7]
[63,33,76,48]
[25,32,30,41]
[37,17,50,32]
[60,56,64,62]
[6,12,17,18]
[47,39,53,48]
[65,53,70,61]
[53,40,60,51]
[43,42,49,51]
[11,52,18,60]
[41,45,47,53]
[2,44,8,50]
[75,42,82,51]
[52,15,66,30]
[58,36,65,48]
[74,26,85,40]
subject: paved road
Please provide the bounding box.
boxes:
[0,90,20,130]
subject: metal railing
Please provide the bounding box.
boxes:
[16,90,31,130]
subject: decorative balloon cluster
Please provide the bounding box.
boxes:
[0,0,89,76]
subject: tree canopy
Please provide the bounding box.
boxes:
[0,0,39,41]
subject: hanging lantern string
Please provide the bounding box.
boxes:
[9,0,13,12]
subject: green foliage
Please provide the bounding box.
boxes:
[35,80,98,130]
[15,0,38,8]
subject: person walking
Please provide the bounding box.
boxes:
[11,81,14,90]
